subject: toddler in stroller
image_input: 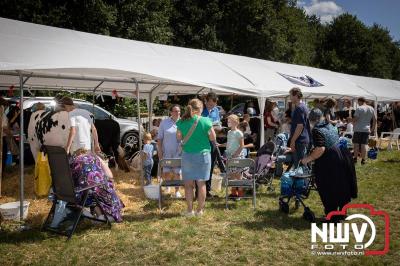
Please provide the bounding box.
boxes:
[243,141,276,191]
[274,133,293,176]
[242,133,293,191]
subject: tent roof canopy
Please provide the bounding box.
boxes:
[0,17,399,101]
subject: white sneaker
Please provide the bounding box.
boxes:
[195,210,204,217]
[82,208,94,218]
[97,215,106,221]
[182,211,195,217]
[96,214,114,223]
[175,191,182,198]
[106,215,115,223]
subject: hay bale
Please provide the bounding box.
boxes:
[0,165,148,227]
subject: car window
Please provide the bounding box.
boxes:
[76,103,110,120]
[230,103,245,113]
[93,106,111,120]
[75,103,92,113]
[22,100,54,111]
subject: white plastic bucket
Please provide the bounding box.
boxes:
[211,174,223,192]
[144,184,160,200]
[0,201,30,220]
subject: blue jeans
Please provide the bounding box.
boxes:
[144,161,153,185]
[292,142,308,168]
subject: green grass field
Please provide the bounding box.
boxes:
[1,151,399,265]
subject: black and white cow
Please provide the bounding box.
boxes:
[95,119,130,172]
[28,110,71,161]
[95,119,120,158]
[28,109,130,172]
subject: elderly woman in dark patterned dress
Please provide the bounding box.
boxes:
[71,150,124,222]
[301,108,357,222]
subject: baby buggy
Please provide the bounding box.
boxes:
[278,164,316,222]
[273,133,294,177]
[243,141,276,191]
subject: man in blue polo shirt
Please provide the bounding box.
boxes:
[201,92,222,198]
[202,92,220,125]
[289,87,311,168]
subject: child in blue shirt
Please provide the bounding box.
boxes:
[143,133,154,185]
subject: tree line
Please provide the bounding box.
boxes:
[1,0,399,81]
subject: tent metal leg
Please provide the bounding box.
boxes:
[133,79,143,185]
[19,72,24,222]
[374,97,378,138]
[148,84,164,132]
[257,96,266,147]
[91,81,104,114]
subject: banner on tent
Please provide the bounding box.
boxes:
[278,73,324,87]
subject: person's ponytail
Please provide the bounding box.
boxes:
[181,98,203,121]
[181,105,193,121]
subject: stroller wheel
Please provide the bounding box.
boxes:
[302,207,315,223]
[279,200,289,214]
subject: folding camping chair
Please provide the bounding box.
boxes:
[41,145,111,240]
[378,128,400,150]
[158,158,184,211]
[224,158,256,209]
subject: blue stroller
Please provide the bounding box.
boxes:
[274,133,293,177]
[278,164,316,222]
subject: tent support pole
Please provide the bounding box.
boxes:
[196,87,206,95]
[133,79,143,185]
[391,103,396,129]
[149,84,161,131]
[18,72,25,223]
[374,97,378,138]
[92,81,104,114]
[257,97,266,148]
[22,76,30,85]
[147,95,151,132]
[285,96,289,110]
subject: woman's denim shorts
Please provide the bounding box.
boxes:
[181,151,211,181]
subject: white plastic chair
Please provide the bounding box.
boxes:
[378,128,400,150]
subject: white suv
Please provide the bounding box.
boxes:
[20,97,142,152]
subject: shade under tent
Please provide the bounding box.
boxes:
[1,17,400,224]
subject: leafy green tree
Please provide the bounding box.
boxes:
[391,41,400,80]
[0,0,117,35]
[170,0,226,51]
[363,24,395,79]
[318,13,370,74]
[218,0,318,65]
[316,13,400,80]
[273,3,319,65]
[113,0,173,44]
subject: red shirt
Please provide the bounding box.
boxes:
[264,112,276,129]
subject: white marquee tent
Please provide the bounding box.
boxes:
[3,17,398,101]
[0,17,399,222]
